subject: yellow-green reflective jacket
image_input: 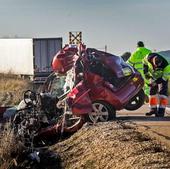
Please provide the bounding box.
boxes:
[143,50,170,81]
[127,47,151,74]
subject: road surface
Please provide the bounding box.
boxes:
[118,104,170,149]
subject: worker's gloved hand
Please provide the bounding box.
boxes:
[152,69,163,79]
[144,73,152,80]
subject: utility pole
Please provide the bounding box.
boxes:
[104,45,107,52]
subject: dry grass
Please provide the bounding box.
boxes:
[0,123,24,169]
[0,73,32,106]
[0,73,31,168]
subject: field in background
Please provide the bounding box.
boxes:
[0,73,32,106]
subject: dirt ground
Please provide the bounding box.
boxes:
[51,104,170,169]
[118,104,170,149]
[52,121,170,169]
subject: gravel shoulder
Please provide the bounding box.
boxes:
[52,121,170,169]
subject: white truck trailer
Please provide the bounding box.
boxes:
[0,38,62,83]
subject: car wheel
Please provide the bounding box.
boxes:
[87,101,116,123]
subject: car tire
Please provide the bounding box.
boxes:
[124,89,145,111]
[86,101,116,123]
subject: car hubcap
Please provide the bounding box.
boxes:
[89,102,109,123]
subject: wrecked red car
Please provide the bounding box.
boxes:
[12,44,145,146]
[52,44,145,122]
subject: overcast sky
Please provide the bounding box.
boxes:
[0,0,170,55]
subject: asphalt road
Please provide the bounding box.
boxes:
[117,104,170,149]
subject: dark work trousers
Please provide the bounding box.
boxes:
[150,80,168,96]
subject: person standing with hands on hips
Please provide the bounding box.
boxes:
[143,51,170,117]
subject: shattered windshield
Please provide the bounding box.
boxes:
[50,71,74,97]
[50,75,66,97]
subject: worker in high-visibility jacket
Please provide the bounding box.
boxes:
[127,41,151,98]
[143,50,170,117]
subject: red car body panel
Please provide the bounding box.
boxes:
[52,45,78,74]
[68,71,143,115]
[67,81,92,115]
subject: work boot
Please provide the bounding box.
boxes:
[155,108,165,117]
[145,108,157,116]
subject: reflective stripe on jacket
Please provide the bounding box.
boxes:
[143,50,170,81]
